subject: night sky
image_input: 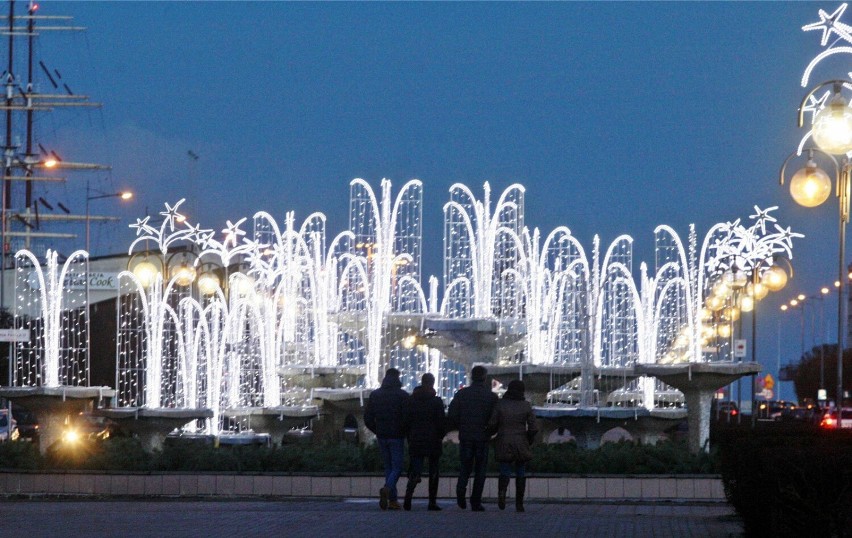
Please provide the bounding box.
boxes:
[20,1,849,398]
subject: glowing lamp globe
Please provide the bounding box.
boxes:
[717,324,732,338]
[812,93,852,155]
[233,275,256,297]
[723,306,740,322]
[706,295,725,311]
[723,269,748,290]
[747,281,769,301]
[132,260,159,288]
[712,281,730,298]
[789,162,831,207]
[761,265,788,292]
[197,272,221,296]
[739,295,754,313]
[172,264,196,287]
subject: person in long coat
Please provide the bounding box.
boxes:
[402,373,446,511]
[489,379,538,512]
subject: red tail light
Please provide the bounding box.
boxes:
[731,410,738,416]
[821,416,836,428]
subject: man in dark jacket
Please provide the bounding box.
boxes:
[447,365,498,511]
[364,368,409,510]
[403,372,445,511]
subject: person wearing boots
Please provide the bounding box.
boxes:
[489,379,538,512]
[402,373,446,511]
[364,368,409,511]
[448,365,498,511]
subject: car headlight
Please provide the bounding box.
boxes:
[62,429,80,444]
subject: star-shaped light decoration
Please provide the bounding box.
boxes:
[160,200,186,231]
[130,216,152,237]
[749,205,779,235]
[196,230,216,249]
[803,3,852,47]
[767,224,805,253]
[800,90,830,126]
[182,223,208,243]
[222,218,247,248]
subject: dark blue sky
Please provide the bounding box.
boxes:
[27,1,847,397]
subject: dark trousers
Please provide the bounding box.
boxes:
[457,440,489,505]
[408,452,440,501]
[499,461,526,479]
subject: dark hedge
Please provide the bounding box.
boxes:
[718,424,852,537]
[0,437,716,475]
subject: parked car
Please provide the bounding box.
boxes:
[819,407,852,429]
[61,412,115,444]
[712,400,739,421]
[780,407,813,422]
[754,400,797,421]
[0,409,19,442]
[11,406,39,442]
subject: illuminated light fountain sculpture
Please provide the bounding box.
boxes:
[637,207,801,452]
[521,207,800,451]
[253,210,360,388]
[0,167,804,455]
[216,211,323,445]
[481,224,593,405]
[312,178,426,442]
[482,229,642,402]
[521,233,657,447]
[417,183,528,381]
[103,201,213,451]
[0,249,114,452]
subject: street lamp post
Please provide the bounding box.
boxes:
[779,295,807,406]
[84,180,132,373]
[781,146,848,421]
[711,256,789,423]
[85,180,133,258]
[783,76,852,420]
[745,257,791,426]
[815,287,830,402]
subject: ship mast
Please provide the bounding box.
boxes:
[0,0,110,259]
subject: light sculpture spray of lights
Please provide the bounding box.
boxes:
[497,226,580,366]
[344,178,424,388]
[81,188,798,426]
[13,249,88,387]
[442,182,525,319]
[117,199,206,408]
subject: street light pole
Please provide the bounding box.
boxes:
[84,181,132,377]
[837,164,849,412]
[776,313,783,403]
[747,256,791,426]
[781,146,847,424]
[816,288,829,401]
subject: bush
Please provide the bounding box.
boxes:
[718,424,852,537]
[528,440,716,474]
[0,437,716,475]
[0,439,41,469]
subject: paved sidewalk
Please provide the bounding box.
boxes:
[0,499,742,537]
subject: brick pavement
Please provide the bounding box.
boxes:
[0,499,743,537]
